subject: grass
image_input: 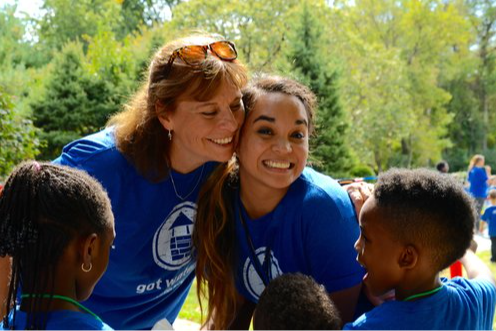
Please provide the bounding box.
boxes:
[178,280,204,325]
[178,251,496,328]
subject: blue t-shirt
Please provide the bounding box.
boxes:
[469,167,488,198]
[1,309,113,330]
[53,128,216,330]
[344,277,496,330]
[234,167,364,302]
[482,205,496,237]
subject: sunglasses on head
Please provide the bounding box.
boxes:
[163,40,238,78]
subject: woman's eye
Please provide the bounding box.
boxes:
[257,127,273,135]
[292,132,305,139]
[230,103,243,112]
[201,111,217,116]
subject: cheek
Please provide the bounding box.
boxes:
[235,111,245,128]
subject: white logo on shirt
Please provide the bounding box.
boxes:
[242,247,283,300]
[153,201,196,270]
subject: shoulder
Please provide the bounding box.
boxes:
[343,303,393,330]
[53,128,123,168]
[296,167,355,219]
[47,311,114,330]
[448,277,496,297]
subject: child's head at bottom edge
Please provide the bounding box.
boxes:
[253,273,342,330]
[354,168,475,299]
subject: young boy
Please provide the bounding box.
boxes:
[345,168,496,330]
[482,189,496,262]
[253,273,342,330]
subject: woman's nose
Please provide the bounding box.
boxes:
[218,108,238,132]
[272,138,292,154]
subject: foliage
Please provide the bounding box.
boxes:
[0,89,41,179]
[171,0,299,71]
[4,0,496,177]
[285,1,353,177]
[31,42,121,160]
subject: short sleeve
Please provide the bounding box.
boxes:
[303,186,364,293]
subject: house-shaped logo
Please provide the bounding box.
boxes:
[153,201,196,270]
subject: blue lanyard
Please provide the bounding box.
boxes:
[238,205,272,287]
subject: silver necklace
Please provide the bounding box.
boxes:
[169,164,205,201]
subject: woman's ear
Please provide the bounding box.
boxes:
[398,244,418,269]
[156,101,173,131]
[80,233,98,272]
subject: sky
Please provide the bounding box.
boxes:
[4,0,44,18]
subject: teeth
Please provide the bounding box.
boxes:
[264,160,291,169]
[210,137,233,145]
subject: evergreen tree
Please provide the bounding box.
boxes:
[32,42,120,160]
[286,2,353,177]
[0,89,41,178]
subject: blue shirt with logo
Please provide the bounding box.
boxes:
[344,277,496,330]
[53,128,216,330]
[482,205,496,237]
[234,167,364,302]
[1,309,113,330]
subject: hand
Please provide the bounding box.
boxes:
[344,182,374,217]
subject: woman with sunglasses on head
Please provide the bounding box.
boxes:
[0,34,246,330]
[194,75,365,329]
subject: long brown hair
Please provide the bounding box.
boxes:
[107,34,247,182]
[194,75,317,329]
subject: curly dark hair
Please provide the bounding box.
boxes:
[374,168,475,271]
[253,273,342,330]
[0,161,114,330]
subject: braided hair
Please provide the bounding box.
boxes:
[0,161,113,330]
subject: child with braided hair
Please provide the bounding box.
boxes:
[0,161,115,330]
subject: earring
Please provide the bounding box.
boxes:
[81,262,92,273]
[168,130,172,141]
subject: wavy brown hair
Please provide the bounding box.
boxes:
[107,34,247,182]
[194,75,317,329]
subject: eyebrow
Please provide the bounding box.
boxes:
[253,116,308,127]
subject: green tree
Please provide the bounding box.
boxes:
[286,2,353,177]
[330,0,469,171]
[31,42,120,160]
[171,0,299,71]
[0,89,41,178]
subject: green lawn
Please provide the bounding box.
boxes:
[179,251,496,328]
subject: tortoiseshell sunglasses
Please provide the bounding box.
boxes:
[163,40,238,78]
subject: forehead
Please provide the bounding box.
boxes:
[248,92,307,120]
[360,197,386,227]
[180,78,242,103]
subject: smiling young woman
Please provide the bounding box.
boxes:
[194,75,365,329]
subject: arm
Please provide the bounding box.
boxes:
[329,283,362,325]
[459,249,496,287]
[0,256,11,319]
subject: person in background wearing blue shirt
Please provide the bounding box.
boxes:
[345,168,496,330]
[0,162,115,330]
[194,75,365,329]
[482,189,496,263]
[468,154,491,232]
